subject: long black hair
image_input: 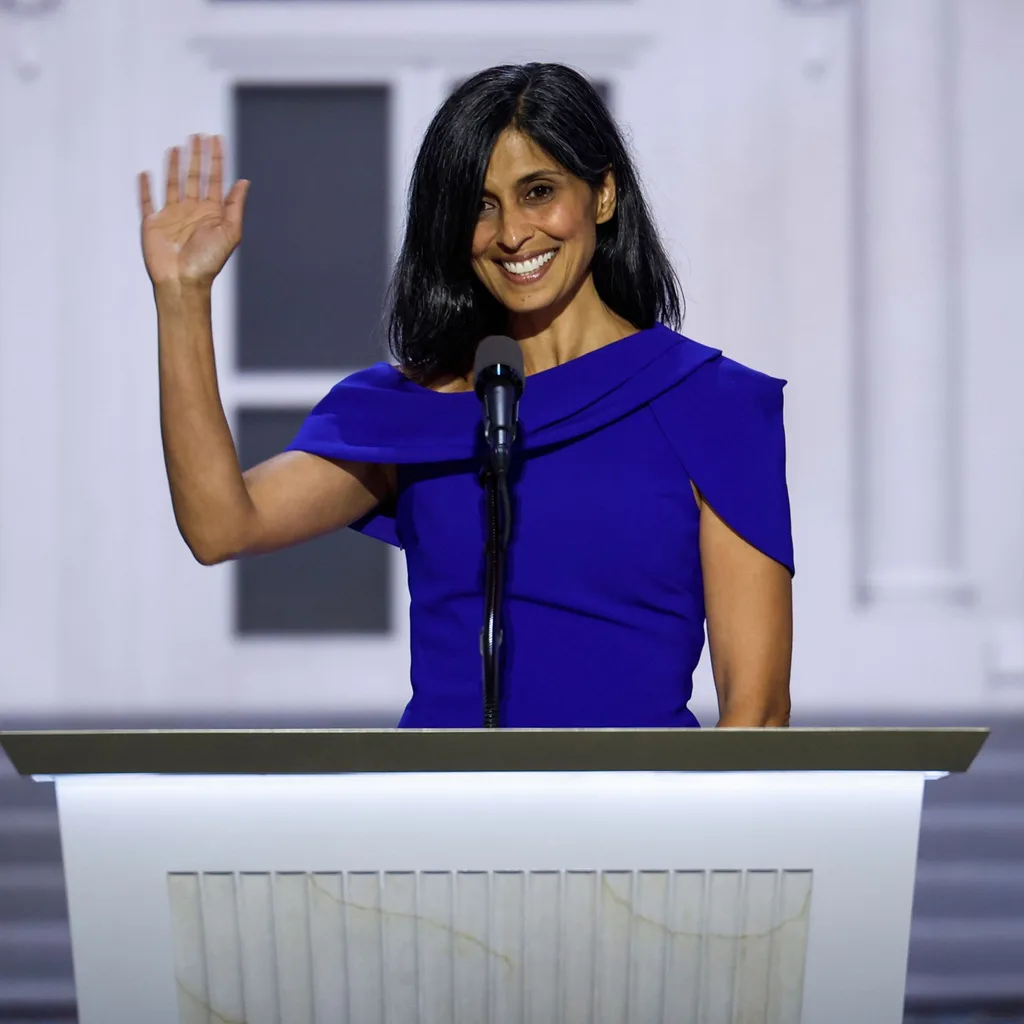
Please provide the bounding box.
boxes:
[387,63,683,382]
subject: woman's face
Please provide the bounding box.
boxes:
[471,129,616,318]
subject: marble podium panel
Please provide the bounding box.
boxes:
[51,770,923,1024]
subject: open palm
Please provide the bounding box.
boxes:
[139,135,250,287]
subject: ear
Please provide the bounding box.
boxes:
[595,168,617,225]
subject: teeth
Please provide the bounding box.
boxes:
[501,250,556,275]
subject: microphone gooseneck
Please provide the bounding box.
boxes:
[472,336,525,729]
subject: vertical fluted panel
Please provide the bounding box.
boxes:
[200,873,245,1024]
[524,871,561,1021]
[702,871,744,1023]
[731,871,779,1023]
[766,870,814,1022]
[168,869,812,1024]
[236,872,281,1024]
[167,873,211,1024]
[307,873,348,1024]
[664,871,707,1020]
[629,870,671,1023]
[596,871,632,1023]
[561,871,598,1024]
[416,872,454,1024]
[490,871,525,1024]
[381,872,419,1024]
[452,871,489,1023]
[344,872,385,1024]
[272,873,314,1024]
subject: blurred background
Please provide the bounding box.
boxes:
[0,0,1022,1020]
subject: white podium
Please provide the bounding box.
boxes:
[0,727,986,1024]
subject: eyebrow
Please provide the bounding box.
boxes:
[482,169,565,196]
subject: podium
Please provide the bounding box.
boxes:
[0,727,987,1024]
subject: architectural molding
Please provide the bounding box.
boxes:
[986,619,1024,686]
[1,0,61,79]
[853,0,969,606]
[190,31,654,80]
[781,0,852,11]
[858,568,974,607]
[221,372,352,410]
[0,0,60,13]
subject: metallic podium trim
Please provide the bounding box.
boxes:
[0,727,988,776]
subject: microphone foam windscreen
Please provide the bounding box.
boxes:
[474,335,525,382]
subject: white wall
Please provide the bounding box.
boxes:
[0,0,1022,720]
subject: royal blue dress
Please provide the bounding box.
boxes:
[287,323,793,729]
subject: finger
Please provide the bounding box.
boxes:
[165,146,180,205]
[207,135,224,203]
[185,134,202,200]
[138,172,154,219]
[224,179,250,237]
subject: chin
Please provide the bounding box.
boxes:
[501,293,557,313]
[492,283,563,315]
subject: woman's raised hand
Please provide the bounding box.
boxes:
[139,135,250,288]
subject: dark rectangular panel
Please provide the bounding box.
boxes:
[234,408,391,635]
[234,86,389,370]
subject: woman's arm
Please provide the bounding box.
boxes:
[155,283,391,565]
[696,487,793,727]
[143,136,391,565]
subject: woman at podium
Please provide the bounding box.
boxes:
[138,63,793,731]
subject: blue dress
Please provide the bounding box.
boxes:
[287,323,794,728]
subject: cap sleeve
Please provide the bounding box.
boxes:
[649,356,794,576]
[284,365,410,548]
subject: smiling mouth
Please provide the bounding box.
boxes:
[496,248,558,282]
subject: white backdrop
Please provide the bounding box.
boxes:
[0,0,1022,721]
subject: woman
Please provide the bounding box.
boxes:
[138,63,793,729]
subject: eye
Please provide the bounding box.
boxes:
[526,184,554,201]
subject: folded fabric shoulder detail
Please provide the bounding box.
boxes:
[649,357,795,576]
[286,333,725,464]
[280,333,793,572]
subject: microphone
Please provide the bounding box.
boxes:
[473,335,525,475]
[472,335,524,728]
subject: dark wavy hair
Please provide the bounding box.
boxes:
[387,63,683,383]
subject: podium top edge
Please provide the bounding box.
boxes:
[0,727,990,776]
[0,727,994,736]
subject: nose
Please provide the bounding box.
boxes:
[495,207,534,253]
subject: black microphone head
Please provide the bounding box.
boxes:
[473,335,525,397]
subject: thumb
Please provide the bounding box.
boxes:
[224,179,250,235]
